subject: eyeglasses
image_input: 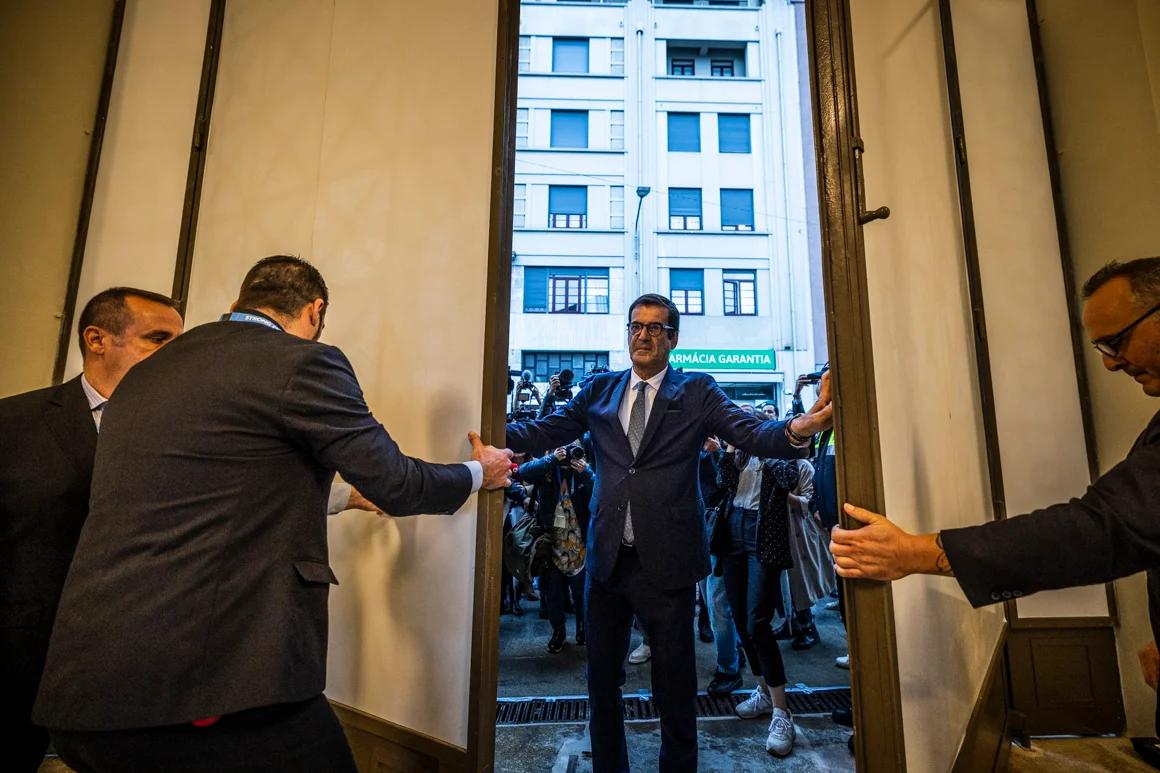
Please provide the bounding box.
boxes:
[1091,300,1160,358]
[627,322,676,338]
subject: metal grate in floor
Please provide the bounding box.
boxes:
[496,687,851,726]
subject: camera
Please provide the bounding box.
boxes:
[799,363,830,386]
[551,369,575,400]
[568,445,585,462]
[508,369,541,421]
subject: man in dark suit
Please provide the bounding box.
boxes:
[33,256,513,772]
[506,294,834,772]
[830,257,1160,732]
[0,287,184,771]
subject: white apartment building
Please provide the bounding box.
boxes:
[509,0,823,412]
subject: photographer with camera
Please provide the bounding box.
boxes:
[518,442,594,653]
[539,369,576,419]
[509,370,542,422]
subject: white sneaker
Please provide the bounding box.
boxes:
[766,707,796,757]
[628,642,651,664]
[734,686,773,718]
[835,654,850,669]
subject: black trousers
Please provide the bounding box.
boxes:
[720,551,789,688]
[546,566,586,630]
[586,546,697,773]
[51,695,356,773]
[2,624,51,772]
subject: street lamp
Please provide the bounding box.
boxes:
[633,186,650,300]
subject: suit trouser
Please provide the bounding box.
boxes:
[546,566,586,631]
[1,625,51,772]
[586,546,697,773]
[50,694,356,773]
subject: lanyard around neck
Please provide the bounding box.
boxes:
[223,311,282,332]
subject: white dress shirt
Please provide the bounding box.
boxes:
[618,366,668,438]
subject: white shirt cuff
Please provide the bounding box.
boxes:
[463,461,484,493]
[327,480,352,515]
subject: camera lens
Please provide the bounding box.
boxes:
[568,446,585,461]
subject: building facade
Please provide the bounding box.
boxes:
[509,0,823,413]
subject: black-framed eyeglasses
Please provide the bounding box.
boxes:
[627,322,675,338]
[1092,300,1160,358]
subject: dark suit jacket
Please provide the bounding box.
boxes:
[941,409,1160,606]
[0,378,96,726]
[33,319,473,731]
[506,368,802,590]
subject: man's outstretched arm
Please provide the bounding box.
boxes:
[829,504,953,581]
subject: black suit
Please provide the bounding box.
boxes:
[33,318,473,768]
[941,409,1160,730]
[507,368,801,772]
[0,378,96,771]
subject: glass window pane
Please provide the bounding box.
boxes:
[550,110,588,149]
[553,38,589,74]
[718,113,751,153]
[667,113,700,152]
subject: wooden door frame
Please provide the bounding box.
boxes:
[471,0,907,769]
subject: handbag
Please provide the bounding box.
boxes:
[550,471,586,576]
[502,511,552,586]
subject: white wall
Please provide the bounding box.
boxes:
[950,0,1106,620]
[184,0,499,749]
[62,0,212,379]
[1036,0,1160,737]
[0,0,116,396]
[850,1,1004,769]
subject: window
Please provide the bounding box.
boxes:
[670,58,695,76]
[610,110,624,150]
[710,59,735,77]
[611,38,625,76]
[550,110,588,149]
[548,185,587,228]
[513,184,526,229]
[720,188,754,231]
[667,113,700,152]
[718,113,751,153]
[552,38,589,74]
[522,351,610,383]
[516,108,529,149]
[610,186,625,230]
[523,268,609,314]
[668,188,702,231]
[670,269,704,315]
[518,36,531,73]
[723,270,757,316]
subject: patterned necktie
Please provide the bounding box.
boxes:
[92,402,107,432]
[623,381,649,545]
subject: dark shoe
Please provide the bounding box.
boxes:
[524,588,539,601]
[773,621,792,641]
[832,707,854,728]
[791,624,820,651]
[547,626,567,654]
[511,600,524,617]
[575,621,586,646]
[707,670,743,697]
[698,619,714,643]
[848,733,855,755]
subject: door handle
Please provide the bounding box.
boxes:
[852,137,891,224]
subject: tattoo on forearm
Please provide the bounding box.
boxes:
[933,533,954,576]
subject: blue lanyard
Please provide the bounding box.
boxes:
[223,311,282,332]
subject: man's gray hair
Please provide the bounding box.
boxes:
[1082,257,1160,305]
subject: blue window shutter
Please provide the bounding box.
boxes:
[721,189,754,227]
[667,113,700,152]
[718,114,751,153]
[524,267,548,313]
[553,38,589,73]
[549,186,587,215]
[669,188,702,216]
[670,269,703,292]
[550,111,589,149]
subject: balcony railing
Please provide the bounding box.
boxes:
[654,0,763,7]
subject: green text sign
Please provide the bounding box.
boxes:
[670,349,777,371]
